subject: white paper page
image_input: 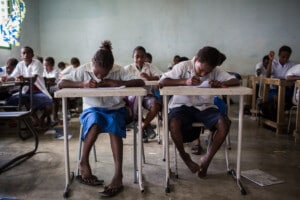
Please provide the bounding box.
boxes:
[196,81,210,88]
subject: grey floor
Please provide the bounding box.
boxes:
[0,106,300,200]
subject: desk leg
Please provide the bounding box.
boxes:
[233,95,246,195]
[163,95,170,193]
[62,97,72,198]
[137,96,144,192]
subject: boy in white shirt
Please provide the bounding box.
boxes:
[6,46,53,128]
[159,46,240,178]
[124,46,162,142]
[43,57,60,123]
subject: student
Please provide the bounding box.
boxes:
[124,46,162,142]
[43,56,60,124]
[145,52,152,63]
[262,46,295,119]
[58,41,144,197]
[6,46,53,128]
[0,57,18,100]
[286,64,300,102]
[255,55,269,77]
[168,55,181,70]
[159,46,240,178]
[57,61,66,71]
[190,53,226,156]
[59,57,80,77]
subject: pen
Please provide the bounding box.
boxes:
[87,71,94,80]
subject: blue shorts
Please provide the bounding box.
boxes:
[79,107,127,141]
[6,91,53,110]
[168,105,223,143]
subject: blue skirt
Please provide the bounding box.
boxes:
[79,107,127,141]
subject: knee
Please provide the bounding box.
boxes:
[216,117,230,135]
[169,118,181,133]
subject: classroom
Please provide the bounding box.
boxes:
[0,0,300,199]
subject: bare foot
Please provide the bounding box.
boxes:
[79,161,92,178]
[198,156,209,178]
[103,174,123,192]
[181,152,200,173]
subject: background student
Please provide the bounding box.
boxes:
[124,46,162,142]
[6,46,53,129]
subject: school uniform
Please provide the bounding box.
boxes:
[6,59,52,110]
[286,64,300,102]
[62,62,136,140]
[123,62,162,115]
[255,62,267,77]
[160,57,235,142]
[268,59,295,102]
[43,67,60,94]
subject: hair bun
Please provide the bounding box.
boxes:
[100,40,112,51]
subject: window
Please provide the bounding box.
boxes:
[0,0,26,49]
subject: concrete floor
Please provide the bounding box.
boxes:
[0,106,300,200]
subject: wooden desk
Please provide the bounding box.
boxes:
[294,80,300,139]
[261,78,294,134]
[159,86,252,194]
[249,76,262,116]
[54,87,147,197]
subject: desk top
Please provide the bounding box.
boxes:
[54,87,147,98]
[159,86,252,96]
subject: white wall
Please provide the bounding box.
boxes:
[2,0,300,75]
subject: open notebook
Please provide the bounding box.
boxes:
[241,169,284,186]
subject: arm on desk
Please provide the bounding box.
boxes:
[159,77,201,87]
[286,75,300,81]
[98,79,145,87]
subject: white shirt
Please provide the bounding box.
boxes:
[123,62,162,94]
[10,59,52,99]
[43,67,59,78]
[255,62,267,77]
[59,65,74,77]
[270,59,295,79]
[286,64,300,103]
[62,62,136,110]
[160,58,236,111]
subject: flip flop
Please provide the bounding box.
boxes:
[191,144,203,155]
[99,185,124,197]
[76,175,104,186]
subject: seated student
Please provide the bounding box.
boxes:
[145,52,152,63]
[124,46,163,142]
[6,47,53,128]
[57,61,66,72]
[159,46,240,178]
[168,55,181,70]
[58,41,144,197]
[256,55,269,77]
[0,57,18,100]
[43,56,60,124]
[261,46,295,120]
[59,57,81,78]
[190,53,227,155]
[286,64,300,102]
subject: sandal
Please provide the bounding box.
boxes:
[76,175,104,186]
[191,144,203,155]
